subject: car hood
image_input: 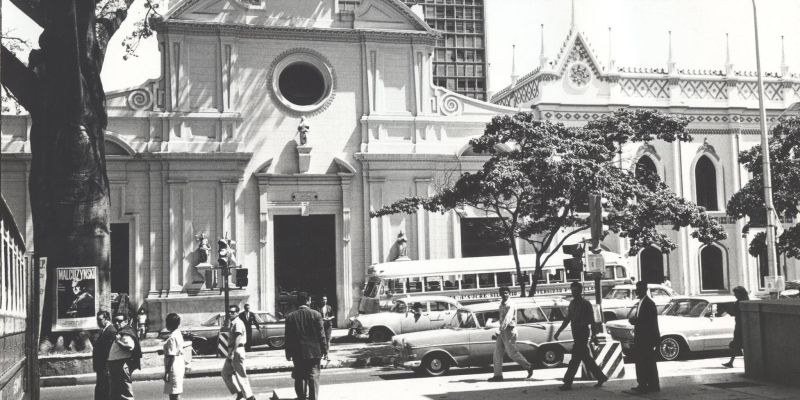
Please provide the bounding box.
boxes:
[353,312,401,325]
[394,327,469,346]
[606,319,633,330]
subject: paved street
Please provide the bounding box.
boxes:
[42,354,800,400]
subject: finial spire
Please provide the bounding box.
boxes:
[607,26,615,72]
[570,0,576,29]
[511,44,519,85]
[539,24,549,70]
[781,35,789,76]
[667,30,676,74]
[725,33,734,75]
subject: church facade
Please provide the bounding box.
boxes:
[0,0,514,329]
[491,26,800,296]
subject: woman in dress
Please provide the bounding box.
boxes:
[722,286,749,368]
[163,313,186,399]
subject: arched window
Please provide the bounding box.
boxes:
[700,245,725,290]
[639,246,664,284]
[695,156,718,210]
[635,156,659,190]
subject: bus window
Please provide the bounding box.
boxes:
[443,275,459,291]
[407,278,423,293]
[363,278,379,298]
[425,276,443,292]
[566,269,582,281]
[496,272,512,287]
[388,278,405,294]
[461,274,477,289]
[549,269,564,283]
[534,270,546,285]
[478,273,495,288]
[615,266,627,278]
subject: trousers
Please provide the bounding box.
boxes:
[94,368,110,400]
[492,328,532,377]
[293,358,321,400]
[634,343,660,390]
[108,360,134,400]
[222,347,253,397]
[562,337,606,385]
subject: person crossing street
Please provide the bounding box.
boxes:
[221,305,256,400]
[487,286,534,382]
[554,281,608,390]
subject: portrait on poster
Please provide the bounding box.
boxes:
[54,266,99,331]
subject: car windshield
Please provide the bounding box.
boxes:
[446,309,477,329]
[201,314,223,327]
[391,301,408,313]
[662,299,709,317]
[605,289,632,300]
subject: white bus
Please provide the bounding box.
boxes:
[358,252,631,314]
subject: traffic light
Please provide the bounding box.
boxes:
[217,239,230,268]
[562,243,584,274]
[235,268,249,288]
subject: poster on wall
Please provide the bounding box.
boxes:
[53,266,99,331]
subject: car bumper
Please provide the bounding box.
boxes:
[400,360,421,369]
[349,328,370,340]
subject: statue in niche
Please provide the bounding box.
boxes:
[195,233,211,263]
[395,231,410,261]
[295,117,310,146]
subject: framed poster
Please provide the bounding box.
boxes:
[53,266,99,331]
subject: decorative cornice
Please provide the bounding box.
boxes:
[155,20,437,45]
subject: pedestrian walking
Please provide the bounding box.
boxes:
[221,305,256,400]
[315,295,335,350]
[107,313,143,400]
[629,280,660,393]
[554,281,608,390]
[722,286,749,368]
[285,291,328,400]
[136,308,148,340]
[163,313,186,400]
[93,311,117,400]
[487,286,534,382]
[238,304,260,352]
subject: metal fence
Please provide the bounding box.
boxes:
[0,195,33,399]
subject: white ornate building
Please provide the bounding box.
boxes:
[491,24,800,296]
[0,0,515,328]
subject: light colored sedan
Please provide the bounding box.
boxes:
[391,298,574,376]
[349,295,462,342]
[184,311,286,354]
[600,284,677,321]
[606,295,738,361]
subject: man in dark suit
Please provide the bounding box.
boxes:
[238,303,261,351]
[630,280,661,393]
[285,292,328,400]
[93,311,117,400]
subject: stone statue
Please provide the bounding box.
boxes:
[295,117,310,146]
[395,231,410,261]
[195,233,211,263]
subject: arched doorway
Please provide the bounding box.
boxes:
[639,246,664,284]
[635,156,659,190]
[695,156,718,210]
[700,245,725,290]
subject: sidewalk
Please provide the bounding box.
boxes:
[270,358,800,400]
[41,329,392,387]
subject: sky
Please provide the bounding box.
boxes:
[3,0,800,94]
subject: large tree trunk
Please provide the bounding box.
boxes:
[30,0,111,336]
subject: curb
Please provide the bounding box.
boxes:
[40,355,397,387]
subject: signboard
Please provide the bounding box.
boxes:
[53,266,99,331]
[586,253,605,274]
[765,275,786,293]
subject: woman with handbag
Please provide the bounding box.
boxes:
[722,286,749,368]
[163,313,186,399]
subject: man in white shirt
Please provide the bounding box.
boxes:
[221,305,255,400]
[488,286,534,381]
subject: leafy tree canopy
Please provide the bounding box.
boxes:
[372,110,727,296]
[728,116,800,259]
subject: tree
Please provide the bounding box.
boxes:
[728,116,800,259]
[1,0,143,335]
[371,110,727,297]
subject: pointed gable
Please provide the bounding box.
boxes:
[553,30,605,80]
[354,0,431,32]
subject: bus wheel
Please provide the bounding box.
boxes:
[369,327,392,343]
[422,353,450,376]
[538,345,564,368]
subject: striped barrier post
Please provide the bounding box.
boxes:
[579,336,625,380]
[217,331,230,358]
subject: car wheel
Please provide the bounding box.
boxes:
[422,353,450,376]
[538,346,564,368]
[267,336,286,349]
[368,327,392,343]
[658,336,685,361]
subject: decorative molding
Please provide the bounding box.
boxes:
[127,88,154,110]
[697,138,720,161]
[679,80,727,100]
[619,78,670,98]
[267,48,337,117]
[635,143,659,162]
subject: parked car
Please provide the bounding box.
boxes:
[391,298,575,376]
[606,295,739,361]
[184,311,286,354]
[600,284,677,321]
[349,295,463,342]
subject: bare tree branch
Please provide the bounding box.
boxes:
[94,0,136,67]
[1,45,39,112]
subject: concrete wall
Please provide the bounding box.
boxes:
[740,300,800,386]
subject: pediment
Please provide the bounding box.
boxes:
[165,0,336,27]
[554,31,605,80]
[353,0,430,31]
